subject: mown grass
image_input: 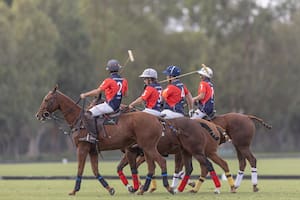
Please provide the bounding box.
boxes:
[1,158,299,200]
[0,179,299,200]
[1,157,299,176]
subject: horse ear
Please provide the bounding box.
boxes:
[52,84,58,93]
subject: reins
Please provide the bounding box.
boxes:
[46,97,83,136]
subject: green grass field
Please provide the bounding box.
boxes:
[0,158,300,200]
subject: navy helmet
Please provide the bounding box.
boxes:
[163,65,181,77]
[106,59,121,72]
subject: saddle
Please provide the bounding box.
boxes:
[99,109,121,125]
[79,109,121,144]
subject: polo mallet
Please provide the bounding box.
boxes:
[120,50,134,74]
[201,63,210,74]
[158,63,211,83]
[158,70,199,83]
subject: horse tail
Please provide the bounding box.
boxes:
[247,115,272,129]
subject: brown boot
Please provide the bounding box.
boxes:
[80,111,98,144]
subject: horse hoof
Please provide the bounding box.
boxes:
[230,186,237,193]
[137,190,144,195]
[68,190,76,195]
[149,188,156,193]
[167,187,175,195]
[253,185,259,192]
[214,188,221,194]
[188,181,196,188]
[128,185,137,193]
[109,188,115,196]
[189,189,198,193]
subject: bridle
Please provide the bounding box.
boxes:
[39,92,83,135]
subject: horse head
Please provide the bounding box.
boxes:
[36,85,60,121]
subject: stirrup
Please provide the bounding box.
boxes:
[79,133,98,144]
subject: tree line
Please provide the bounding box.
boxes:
[0,0,299,160]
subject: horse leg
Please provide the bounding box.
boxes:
[138,150,174,195]
[137,151,155,195]
[190,153,209,193]
[208,153,236,193]
[126,149,140,193]
[177,150,193,192]
[151,151,175,194]
[69,144,89,195]
[89,148,115,195]
[234,146,246,190]
[137,155,157,193]
[116,153,131,191]
[171,152,184,188]
[238,146,259,192]
[205,158,221,194]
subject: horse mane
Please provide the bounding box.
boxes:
[55,90,82,110]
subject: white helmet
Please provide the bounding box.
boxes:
[139,68,158,79]
[198,67,213,78]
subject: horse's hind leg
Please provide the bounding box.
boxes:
[89,148,115,195]
[237,146,259,192]
[208,153,236,193]
[234,146,246,190]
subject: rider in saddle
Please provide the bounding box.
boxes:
[128,68,162,116]
[190,66,215,120]
[80,59,128,143]
[161,65,194,119]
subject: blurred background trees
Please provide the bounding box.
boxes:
[0,0,299,161]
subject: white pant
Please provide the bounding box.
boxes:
[143,108,162,117]
[190,108,206,119]
[161,109,184,119]
[89,102,114,117]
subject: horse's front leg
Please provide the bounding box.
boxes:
[126,150,140,193]
[138,150,174,195]
[177,150,193,192]
[69,143,89,195]
[116,153,131,191]
[89,146,115,196]
[171,152,184,188]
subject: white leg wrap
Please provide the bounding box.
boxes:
[251,167,258,185]
[178,170,185,179]
[234,170,244,188]
[171,173,180,188]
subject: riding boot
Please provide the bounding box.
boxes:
[81,111,98,144]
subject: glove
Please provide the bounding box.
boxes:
[188,109,194,117]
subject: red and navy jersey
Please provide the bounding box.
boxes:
[141,83,162,111]
[98,73,128,111]
[162,80,189,114]
[197,80,214,115]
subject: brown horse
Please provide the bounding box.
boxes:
[116,117,236,193]
[211,113,272,192]
[117,113,271,193]
[35,86,174,195]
